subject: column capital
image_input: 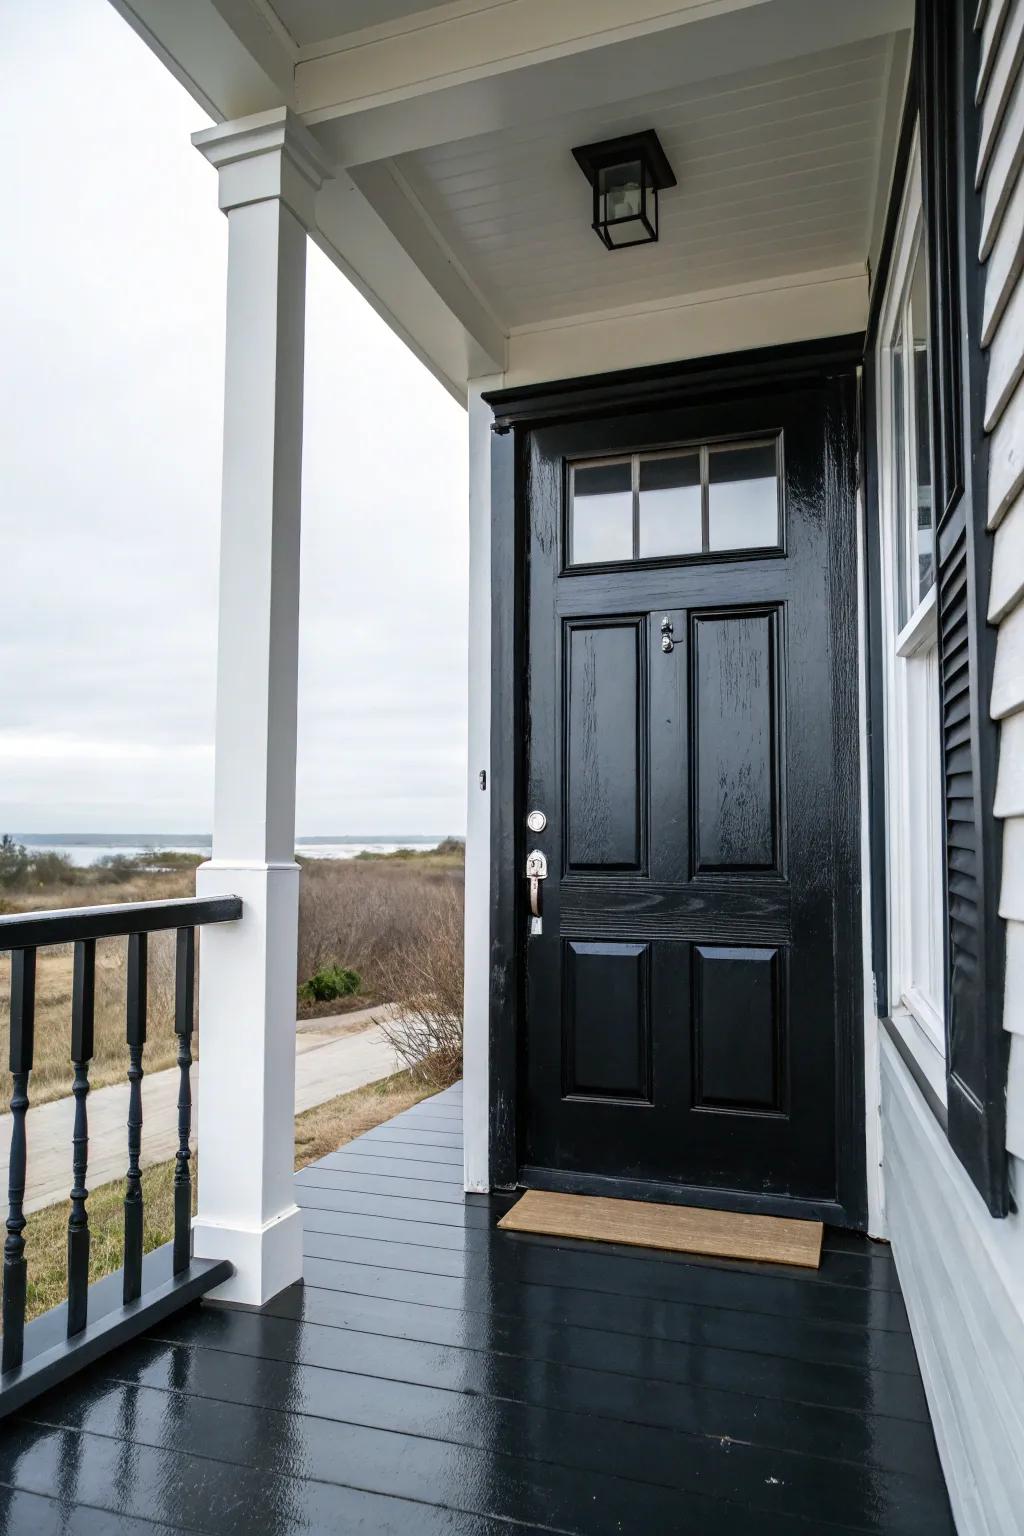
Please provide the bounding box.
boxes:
[193,106,333,229]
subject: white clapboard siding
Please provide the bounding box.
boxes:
[978,0,1024,181]
[979,0,1024,1165]
[881,1040,1024,1536]
[979,62,1024,257]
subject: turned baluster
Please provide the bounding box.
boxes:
[173,927,195,1275]
[123,932,147,1304]
[67,938,96,1337]
[2,948,36,1372]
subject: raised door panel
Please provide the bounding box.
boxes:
[692,944,785,1114]
[691,610,781,874]
[564,618,646,871]
[563,940,652,1103]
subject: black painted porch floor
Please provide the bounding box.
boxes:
[0,1082,954,1535]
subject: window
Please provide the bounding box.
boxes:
[876,130,945,1093]
[568,439,781,566]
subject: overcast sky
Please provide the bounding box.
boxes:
[0,0,469,837]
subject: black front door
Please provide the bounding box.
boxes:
[521,375,861,1221]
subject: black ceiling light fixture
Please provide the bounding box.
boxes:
[571,129,676,251]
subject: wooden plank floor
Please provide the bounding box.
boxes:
[0,1082,955,1535]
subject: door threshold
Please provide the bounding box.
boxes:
[519,1164,853,1228]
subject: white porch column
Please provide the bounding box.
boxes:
[190,108,331,1304]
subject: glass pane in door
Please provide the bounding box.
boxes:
[570,460,633,564]
[708,442,779,551]
[638,452,701,557]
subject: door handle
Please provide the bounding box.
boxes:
[526,849,548,917]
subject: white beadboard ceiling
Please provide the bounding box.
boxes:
[387,35,894,329]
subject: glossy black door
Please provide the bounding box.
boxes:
[522,380,860,1219]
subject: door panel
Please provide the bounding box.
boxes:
[692,944,784,1113]
[691,609,780,874]
[565,619,645,871]
[522,383,859,1216]
[563,940,651,1102]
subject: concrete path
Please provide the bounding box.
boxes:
[1,1019,398,1216]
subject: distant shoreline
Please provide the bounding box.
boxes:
[14,833,452,846]
[10,833,459,869]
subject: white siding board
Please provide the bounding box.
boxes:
[994,702,1024,812]
[988,492,1024,619]
[991,597,1024,719]
[988,377,1024,524]
[979,63,1024,257]
[977,0,1024,183]
[978,0,1011,102]
[985,270,1024,429]
[999,816,1024,921]
[981,139,1024,343]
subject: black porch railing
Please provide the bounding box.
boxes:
[0,895,241,1417]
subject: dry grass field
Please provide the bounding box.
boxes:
[1,845,464,1107]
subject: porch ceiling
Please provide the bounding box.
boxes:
[111,0,913,396]
[388,37,894,330]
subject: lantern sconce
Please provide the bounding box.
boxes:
[571,129,676,251]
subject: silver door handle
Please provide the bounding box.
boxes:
[526,849,547,916]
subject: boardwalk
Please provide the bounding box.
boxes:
[0,1081,955,1534]
[2,1018,397,1215]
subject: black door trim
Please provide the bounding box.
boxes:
[484,333,865,434]
[487,338,867,1227]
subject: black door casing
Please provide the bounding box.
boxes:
[514,373,863,1224]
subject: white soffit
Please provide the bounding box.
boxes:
[264,0,447,48]
[389,36,895,330]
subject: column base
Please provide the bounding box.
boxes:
[192,1203,303,1306]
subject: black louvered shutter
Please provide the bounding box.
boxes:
[921,0,1008,1215]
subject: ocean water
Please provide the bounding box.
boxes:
[15,834,444,869]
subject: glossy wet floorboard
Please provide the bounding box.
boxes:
[0,1083,954,1534]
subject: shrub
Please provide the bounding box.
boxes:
[374,883,463,1088]
[0,836,29,888]
[26,850,76,885]
[299,964,361,1004]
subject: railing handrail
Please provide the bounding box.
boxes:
[1,889,243,1407]
[0,895,242,951]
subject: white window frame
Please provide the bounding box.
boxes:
[875,128,947,1102]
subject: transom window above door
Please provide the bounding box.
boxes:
[567,438,781,567]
